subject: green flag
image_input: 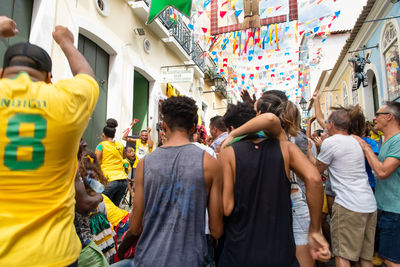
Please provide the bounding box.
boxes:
[147,0,192,24]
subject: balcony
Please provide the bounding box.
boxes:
[126,1,169,39]
[159,10,191,61]
[215,87,228,99]
[127,0,205,73]
[192,41,205,72]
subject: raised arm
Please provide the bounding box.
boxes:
[122,128,137,143]
[222,113,286,148]
[353,135,400,180]
[312,91,326,129]
[122,120,140,143]
[204,152,223,239]
[306,115,316,138]
[52,26,94,77]
[0,16,18,38]
[147,127,154,149]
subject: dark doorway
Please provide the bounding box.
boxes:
[78,35,109,150]
[372,75,379,113]
[132,71,149,135]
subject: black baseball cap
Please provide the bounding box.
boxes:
[3,42,52,73]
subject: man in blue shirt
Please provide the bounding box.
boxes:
[354,101,400,266]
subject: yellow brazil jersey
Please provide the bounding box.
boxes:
[96,140,128,182]
[102,194,129,228]
[370,130,383,143]
[0,73,99,266]
[133,141,152,168]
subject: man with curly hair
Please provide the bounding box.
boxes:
[116,96,223,267]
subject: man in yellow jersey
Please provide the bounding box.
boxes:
[122,121,154,178]
[0,17,99,267]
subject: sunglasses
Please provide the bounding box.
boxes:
[375,112,390,117]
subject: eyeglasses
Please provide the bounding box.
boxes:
[375,112,391,117]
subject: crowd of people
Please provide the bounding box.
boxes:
[1,15,400,267]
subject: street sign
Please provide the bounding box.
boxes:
[161,68,194,83]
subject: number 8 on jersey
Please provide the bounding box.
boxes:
[4,113,46,171]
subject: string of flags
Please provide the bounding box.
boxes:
[186,0,344,101]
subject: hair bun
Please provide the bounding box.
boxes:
[106,118,118,128]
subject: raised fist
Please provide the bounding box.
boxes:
[0,16,18,38]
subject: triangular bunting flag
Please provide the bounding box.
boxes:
[235,10,243,17]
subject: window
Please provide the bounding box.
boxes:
[352,89,359,105]
[382,23,400,100]
[342,83,349,107]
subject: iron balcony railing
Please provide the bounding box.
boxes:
[156,7,205,72]
[159,9,191,55]
[192,41,205,72]
[133,0,205,72]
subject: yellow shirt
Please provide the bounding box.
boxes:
[97,140,128,182]
[370,130,383,143]
[103,194,129,228]
[0,73,99,266]
[133,141,152,168]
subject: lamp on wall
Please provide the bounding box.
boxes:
[299,97,308,111]
[213,73,227,91]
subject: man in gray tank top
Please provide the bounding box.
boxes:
[115,96,223,267]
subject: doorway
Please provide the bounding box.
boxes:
[364,70,380,120]
[78,34,110,150]
[132,71,149,135]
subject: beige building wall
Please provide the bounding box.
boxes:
[202,82,227,131]
[29,0,205,144]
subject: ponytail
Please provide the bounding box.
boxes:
[257,94,299,137]
[103,118,118,138]
[279,101,300,137]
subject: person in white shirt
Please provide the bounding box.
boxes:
[308,106,376,267]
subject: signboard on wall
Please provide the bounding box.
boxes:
[161,68,194,83]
